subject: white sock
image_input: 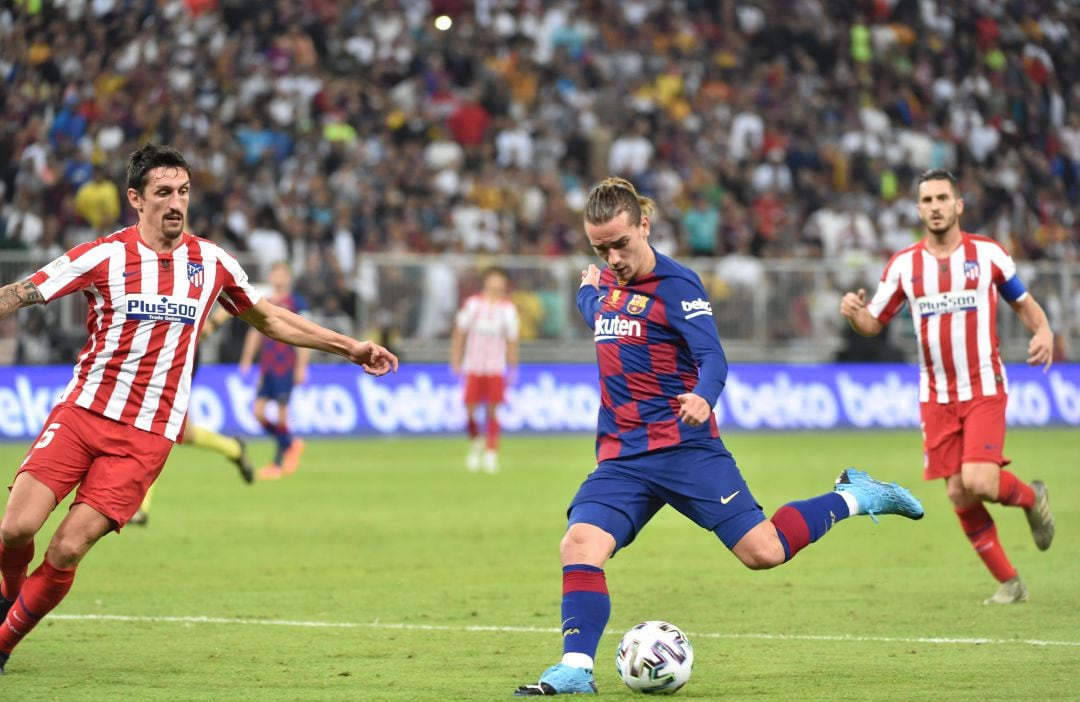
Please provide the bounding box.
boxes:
[838,490,860,517]
[561,652,594,670]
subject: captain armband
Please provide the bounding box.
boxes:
[999,276,1027,303]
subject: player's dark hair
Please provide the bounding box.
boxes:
[585,177,656,226]
[126,143,191,194]
[916,168,959,196]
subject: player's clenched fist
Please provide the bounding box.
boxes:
[839,288,867,319]
[580,264,601,290]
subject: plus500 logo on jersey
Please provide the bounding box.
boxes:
[916,291,977,317]
[126,293,198,324]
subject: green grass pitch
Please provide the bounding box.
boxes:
[0,429,1077,701]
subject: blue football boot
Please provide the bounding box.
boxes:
[835,468,924,523]
[515,663,597,696]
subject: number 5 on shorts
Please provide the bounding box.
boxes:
[34,422,62,449]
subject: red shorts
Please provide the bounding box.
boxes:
[920,394,1010,480]
[463,374,506,405]
[16,403,175,530]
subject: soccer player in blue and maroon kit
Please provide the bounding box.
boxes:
[239,261,310,479]
[515,177,925,696]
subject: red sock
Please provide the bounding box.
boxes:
[955,504,1017,583]
[466,417,479,439]
[486,415,500,450]
[0,541,34,601]
[0,560,77,655]
[995,470,1035,508]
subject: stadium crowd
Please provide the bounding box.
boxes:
[0,0,1077,359]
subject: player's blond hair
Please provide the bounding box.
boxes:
[584,177,656,226]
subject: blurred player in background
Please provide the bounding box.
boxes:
[841,168,1055,605]
[516,177,924,696]
[0,144,397,675]
[239,261,310,480]
[450,267,519,473]
[130,306,254,526]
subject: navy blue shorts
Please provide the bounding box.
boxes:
[567,442,765,553]
[257,372,294,405]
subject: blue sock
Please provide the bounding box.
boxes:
[561,565,609,666]
[770,493,850,561]
[273,427,293,465]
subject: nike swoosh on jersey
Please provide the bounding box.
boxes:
[720,491,740,505]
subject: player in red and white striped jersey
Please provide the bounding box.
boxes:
[841,168,1055,605]
[450,267,519,473]
[0,144,397,674]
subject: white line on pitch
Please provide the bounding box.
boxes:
[49,614,1080,648]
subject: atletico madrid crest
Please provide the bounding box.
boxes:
[626,294,650,315]
[963,260,980,281]
[187,262,205,288]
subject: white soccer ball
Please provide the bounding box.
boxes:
[615,620,694,694]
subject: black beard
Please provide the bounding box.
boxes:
[924,217,954,236]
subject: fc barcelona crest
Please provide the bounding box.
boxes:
[626,294,650,315]
[187,262,205,288]
[963,260,980,281]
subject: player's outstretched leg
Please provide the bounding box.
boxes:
[1024,480,1054,551]
[515,663,598,696]
[983,575,1029,605]
[0,541,34,619]
[990,469,1053,548]
[515,563,605,696]
[834,468,924,522]
[953,503,1024,604]
[231,436,255,484]
[0,560,77,672]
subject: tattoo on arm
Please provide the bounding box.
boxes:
[0,280,43,320]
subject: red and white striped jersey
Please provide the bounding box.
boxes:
[455,294,519,375]
[29,226,261,441]
[867,232,1026,404]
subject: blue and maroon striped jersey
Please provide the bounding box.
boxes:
[576,250,728,462]
[260,292,308,376]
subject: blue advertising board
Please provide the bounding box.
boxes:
[0,363,1077,440]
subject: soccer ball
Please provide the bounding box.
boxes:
[615,620,694,694]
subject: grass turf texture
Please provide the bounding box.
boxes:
[0,429,1076,701]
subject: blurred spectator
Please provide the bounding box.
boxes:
[1,188,44,250]
[72,166,120,233]
[15,307,56,365]
[0,0,1076,346]
[682,192,721,257]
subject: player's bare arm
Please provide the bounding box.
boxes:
[1009,295,1054,371]
[239,298,398,375]
[0,279,43,320]
[839,288,884,337]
